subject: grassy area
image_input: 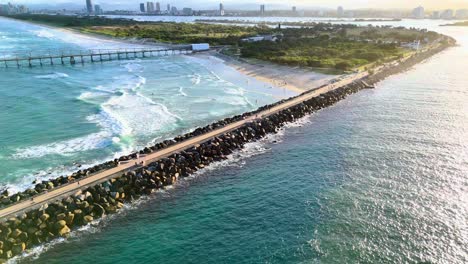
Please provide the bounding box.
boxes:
[82,23,271,45]
[346,27,440,42]
[240,26,442,71]
[3,14,270,46]
[441,21,468,26]
[241,37,406,71]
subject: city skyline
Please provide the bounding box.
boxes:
[4,0,468,10]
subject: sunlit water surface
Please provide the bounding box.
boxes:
[1,17,466,263]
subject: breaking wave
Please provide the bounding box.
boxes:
[34,72,69,79]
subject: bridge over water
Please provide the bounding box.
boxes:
[0,45,196,68]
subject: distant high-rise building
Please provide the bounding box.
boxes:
[167,4,171,12]
[219,3,225,16]
[260,4,265,15]
[146,2,154,13]
[337,6,344,17]
[412,6,425,19]
[455,9,468,19]
[440,9,454,19]
[171,6,178,15]
[431,11,440,19]
[292,6,297,13]
[156,2,161,13]
[0,5,8,15]
[94,4,102,15]
[182,8,192,16]
[86,0,93,14]
[0,3,28,15]
[140,3,145,12]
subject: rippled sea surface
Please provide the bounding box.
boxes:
[1,18,467,263]
[0,17,286,193]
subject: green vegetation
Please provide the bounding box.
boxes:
[441,21,468,26]
[83,24,271,45]
[4,14,270,45]
[4,14,445,71]
[241,37,406,70]
[240,26,441,71]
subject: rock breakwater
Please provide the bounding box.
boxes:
[0,40,454,261]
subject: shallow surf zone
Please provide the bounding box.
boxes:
[8,113,314,263]
[0,15,282,200]
[2,54,275,196]
[34,72,70,79]
[29,29,55,40]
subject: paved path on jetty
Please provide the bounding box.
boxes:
[0,71,368,219]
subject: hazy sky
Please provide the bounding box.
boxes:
[6,0,468,10]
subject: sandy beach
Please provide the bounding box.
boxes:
[4,16,337,99]
[187,51,338,99]
[210,51,337,93]
[32,18,338,97]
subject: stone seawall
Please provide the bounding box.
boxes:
[0,42,453,261]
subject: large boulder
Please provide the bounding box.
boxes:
[39,213,50,222]
[10,229,22,239]
[83,215,93,223]
[93,204,105,217]
[65,213,75,226]
[55,220,67,230]
[4,250,12,259]
[110,192,120,200]
[58,226,71,237]
[11,243,25,255]
[26,227,38,236]
[56,213,66,221]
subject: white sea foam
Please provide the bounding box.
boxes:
[101,91,181,137]
[14,108,128,159]
[12,131,113,159]
[2,157,109,195]
[77,91,110,105]
[191,74,201,85]
[224,86,245,96]
[30,29,55,39]
[178,87,188,97]
[209,70,223,80]
[123,61,144,73]
[12,75,148,160]
[34,72,69,79]
[7,112,313,261]
[7,219,102,263]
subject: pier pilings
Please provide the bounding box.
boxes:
[0,47,193,68]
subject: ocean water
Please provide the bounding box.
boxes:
[2,18,467,263]
[0,17,293,194]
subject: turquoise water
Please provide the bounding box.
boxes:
[0,17,295,193]
[2,18,467,263]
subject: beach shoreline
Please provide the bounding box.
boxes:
[1,16,337,95]
[0,16,312,194]
[59,26,338,96]
[209,50,337,93]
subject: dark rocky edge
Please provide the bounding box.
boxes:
[0,40,454,261]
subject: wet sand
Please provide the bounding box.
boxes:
[208,51,337,93]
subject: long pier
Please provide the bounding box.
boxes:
[0,46,193,68]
